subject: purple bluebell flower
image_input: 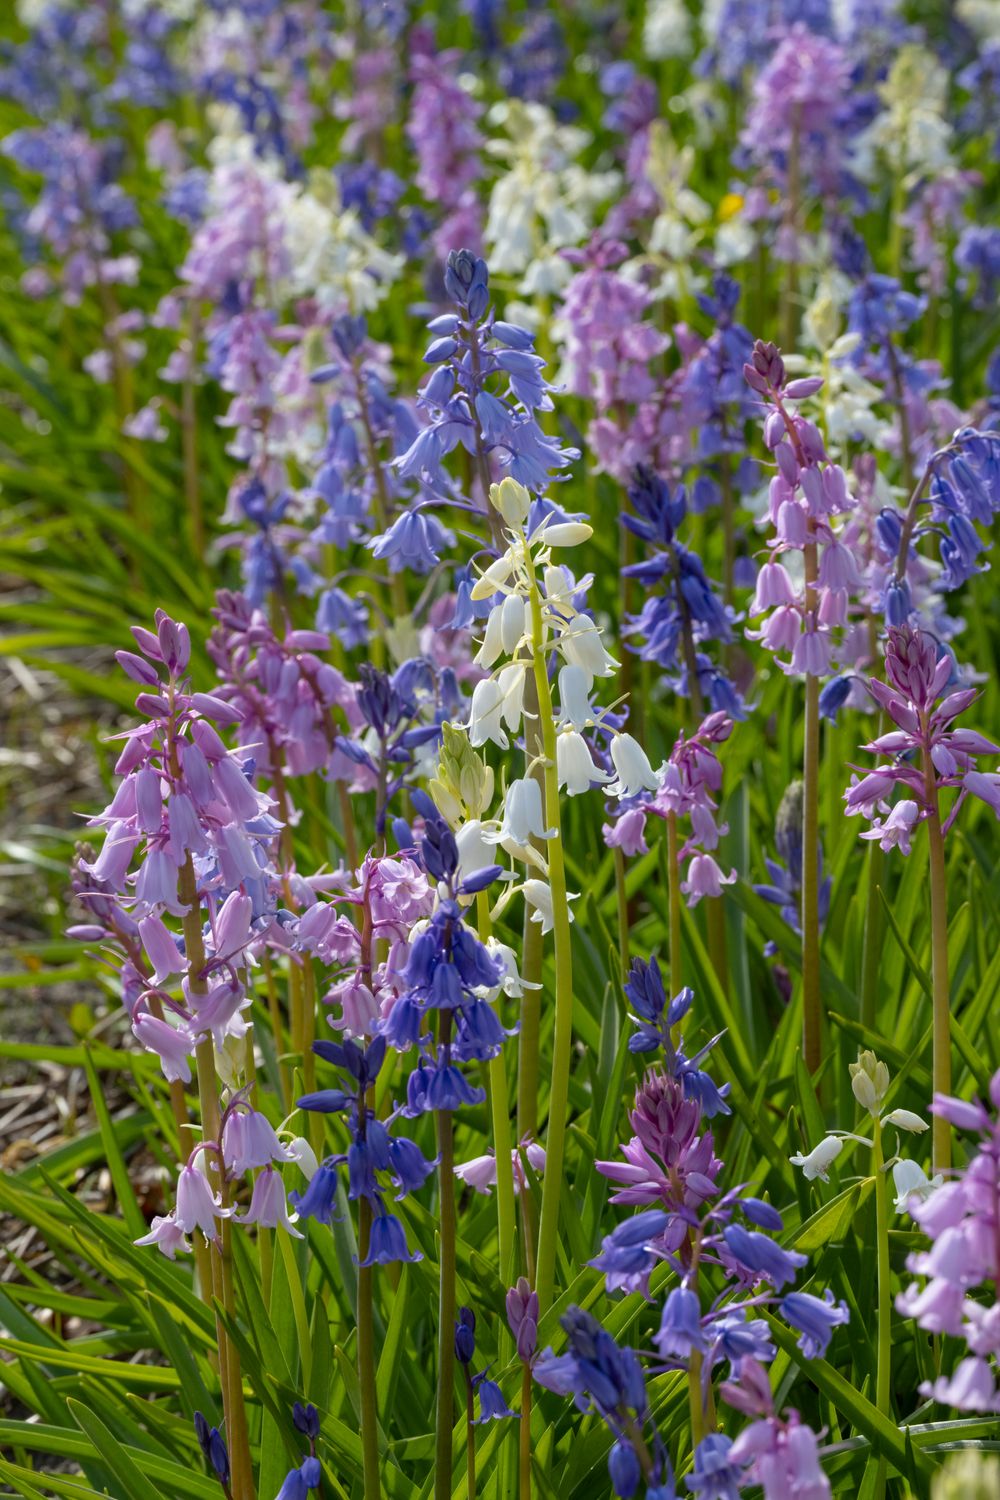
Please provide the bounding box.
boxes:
[383,800,508,1116]
[897,1067,1000,1407]
[359,1211,422,1268]
[655,1288,708,1360]
[780,1289,850,1358]
[455,1307,477,1365]
[722,1225,807,1291]
[621,959,731,1117]
[845,625,1000,850]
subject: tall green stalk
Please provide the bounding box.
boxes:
[872,1116,891,1500]
[667,813,682,1003]
[922,745,952,1173]
[182,893,254,1500]
[434,1012,458,1497]
[524,549,575,1314]
[477,890,517,1285]
[357,1196,381,1500]
[801,544,822,1077]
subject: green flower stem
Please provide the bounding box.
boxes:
[434,1011,458,1498]
[517,674,545,1155]
[464,1367,477,1500]
[520,1363,533,1500]
[353,355,409,628]
[357,1196,381,1500]
[613,846,630,983]
[358,894,382,1500]
[524,544,575,1314]
[872,1116,891,1500]
[859,840,884,1032]
[922,743,952,1173]
[801,542,822,1078]
[667,813,682,1002]
[178,847,254,1500]
[477,891,517,1286]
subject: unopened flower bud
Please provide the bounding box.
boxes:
[850,1050,890,1116]
[489,477,531,528]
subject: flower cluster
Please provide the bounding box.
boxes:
[380,793,510,1112]
[745,341,858,679]
[897,1069,1000,1412]
[296,1034,433,1265]
[622,467,742,718]
[82,611,279,1083]
[844,626,999,854]
[398,249,578,512]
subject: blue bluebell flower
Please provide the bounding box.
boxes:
[685,1433,742,1499]
[473,1375,517,1422]
[622,468,744,717]
[780,1288,850,1358]
[359,1211,423,1267]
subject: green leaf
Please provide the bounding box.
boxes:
[68,1398,164,1500]
[764,1315,932,1485]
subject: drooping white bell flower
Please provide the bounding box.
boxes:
[489,778,555,848]
[789,1135,844,1182]
[556,664,598,731]
[556,730,614,796]
[608,733,661,798]
[523,878,578,933]
[560,614,618,677]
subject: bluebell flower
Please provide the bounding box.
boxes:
[396,250,578,509]
[589,1209,670,1295]
[703,1309,776,1375]
[474,1375,516,1422]
[455,1307,476,1365]
[818,675,853,722]
[316,586,369,650]
[194,1412,230,1486]
[780,1288,850,1358]
[608,1438,642,1498]
[622,468,744,717]
[292,1402,320,1440]
[956,225,1000,310]
[359,1211,423,1267]
[385,809,509,1116]
[369,508,454,575]
[654,1288,708,1360]
[741,1197,783,1232]
[685,1433,742,1499]
[622,958,731,1116]
[722,1224,807,1290]
[295,1037,430,1262]
[275,1455,322,1499]
[289,1163,340,1225]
